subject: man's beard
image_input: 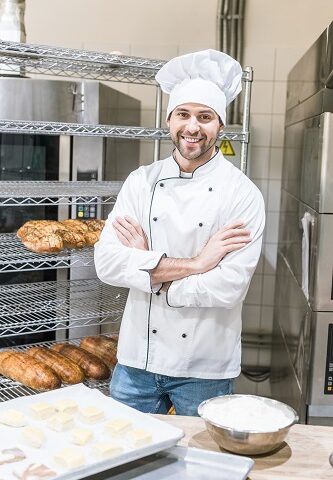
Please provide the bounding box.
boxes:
[171,132,217,160]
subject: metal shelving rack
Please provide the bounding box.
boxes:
[0,233,94,272]
[0,181,123,206]
[0,279,128,336]
[0,40,253,401]
[0,339,112,402]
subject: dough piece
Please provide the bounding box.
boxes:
[54,447,85,469]
[92,442,123,460]
[104,419,132,436]
[13,463,57,479]
[55,398,78,415]
[0,448,26,465]
[48,412,74,432]
[129,429,152,447]
[21,426,44,448]
[0,409,26,427]
[78,407,104,424]
[71,428,93,446]
[30,402,55,420]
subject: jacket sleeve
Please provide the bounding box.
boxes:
[94,170,166,293]
[166,182,265,308]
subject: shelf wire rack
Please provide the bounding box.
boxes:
[0,278,128,337]
[0,337,116,402]
[0,119,248,142]
[0,181,123,206]
[0,233,94,272]
[0,40,165,84]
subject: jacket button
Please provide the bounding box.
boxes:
[156,291,161,296]
[182,333,187,338]
[199,222,203,227]
[152,329,157,334]
[209,187,213,191]
[160,183,164,187]
[153,217,158,221]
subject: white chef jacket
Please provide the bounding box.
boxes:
[94,150,265,379]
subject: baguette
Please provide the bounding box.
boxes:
[51,344,110,380]
[0,351,61,391]
[27,346,85,384]
[79,335,118,367]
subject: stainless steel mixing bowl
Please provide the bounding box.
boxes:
[198,394,298,455]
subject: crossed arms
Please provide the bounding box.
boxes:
[112,215,251,291]
[94,171,265,308]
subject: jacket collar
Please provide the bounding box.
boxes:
[161,148,223,179]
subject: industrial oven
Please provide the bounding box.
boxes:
[271,22,333,425]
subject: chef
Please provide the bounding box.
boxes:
[94,49,265,416]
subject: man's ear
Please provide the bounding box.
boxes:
[219,123,224,132]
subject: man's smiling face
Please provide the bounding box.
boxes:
[167,103,223,162]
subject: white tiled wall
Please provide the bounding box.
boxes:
[24,0,333,396]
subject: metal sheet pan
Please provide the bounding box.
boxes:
[83,445,254,480]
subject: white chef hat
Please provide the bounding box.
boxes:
[155,49,242,125]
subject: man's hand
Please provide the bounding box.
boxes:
[113,216,149,250]
[193,221,251,274]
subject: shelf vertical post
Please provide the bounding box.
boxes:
[153,85,162,162]
[240,66,253,175]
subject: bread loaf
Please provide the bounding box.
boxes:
[79,335,118,367]
[51,344,110,380]
[0,351,61,391]
[17,219,105,253]
[27,347,85,384]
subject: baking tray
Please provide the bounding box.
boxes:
[0,384,184,479]
[82,445,254,480]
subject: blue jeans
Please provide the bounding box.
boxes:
[110,363,234,416]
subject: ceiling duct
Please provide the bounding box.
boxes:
[0,0,26,75]
[217,0,245,125]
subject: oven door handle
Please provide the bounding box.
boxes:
[301,211,313,300]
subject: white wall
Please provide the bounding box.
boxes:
[24,0,333,395]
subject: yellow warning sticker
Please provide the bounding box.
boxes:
[220,140,235,156]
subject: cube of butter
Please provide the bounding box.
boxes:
[78,407,104,424]
[92,442,123,460]
[54,447,85,469]
[21,426,44,448]
[55,398,78,415]
[71,428,93,446]
[104,418,132,436]
[129,429,152,447]
[30,402,55,420]
[0,409,26,427]
[48,412,73,432]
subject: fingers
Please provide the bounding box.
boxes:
[124,215,144,236]
[221,220,246,232]
[114,227,130,246]
[113,218,135,242]
[224,242,248,254]
[218,228,251,242]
